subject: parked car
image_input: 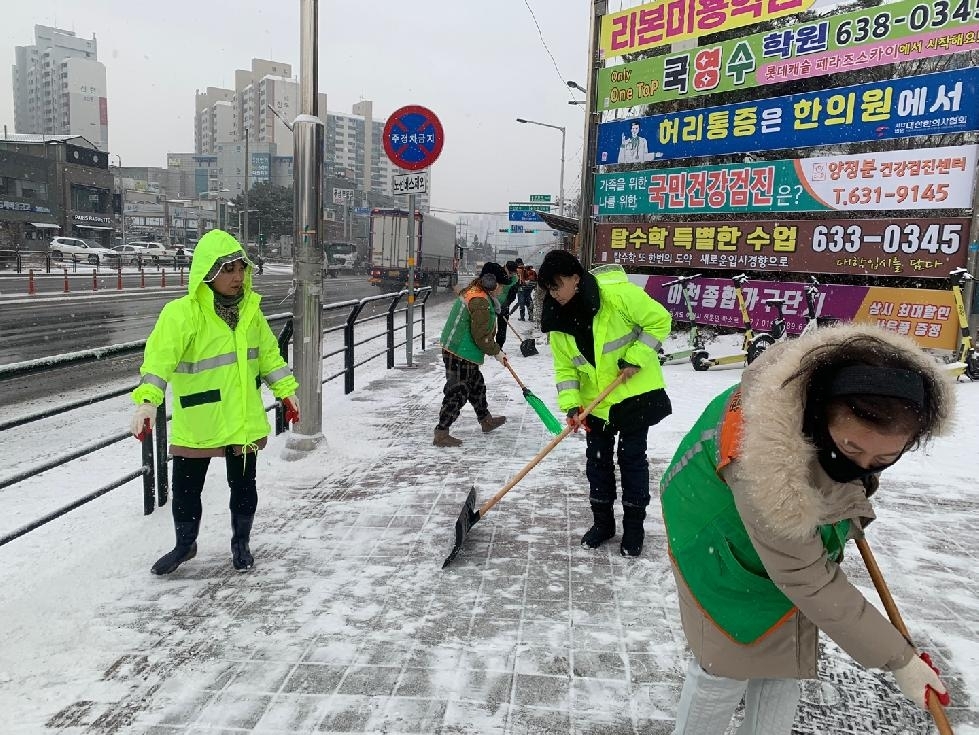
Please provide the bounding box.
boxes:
[109,244,148,266]
[126,241,169,264]
[48,236,116,265]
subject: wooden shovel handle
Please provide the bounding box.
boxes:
[478,374,627,517]
[502,314,530,343]
[856,538,954,734]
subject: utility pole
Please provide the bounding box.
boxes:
[286,0,325,454]
[576,0,606,269]
[243,128,250,246]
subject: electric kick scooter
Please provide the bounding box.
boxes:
[947,267,979,380]
[751,276,831,356]
[657,274,706,366]
[691,274,769,370]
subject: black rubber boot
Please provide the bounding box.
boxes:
[151,521,199,575]
[620,506,647,557]
[581,502,616,549]
[231,513,255,571]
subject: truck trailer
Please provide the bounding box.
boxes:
[368,209,458,290]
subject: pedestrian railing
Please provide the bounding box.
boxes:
[0,287,434,547]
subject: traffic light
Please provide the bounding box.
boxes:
[258,234,267,245]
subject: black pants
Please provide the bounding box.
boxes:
[171,449,258,523]
[583,415,650,509]
[495,313,507,348]
[437,351,489,429]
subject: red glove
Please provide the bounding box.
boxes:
[282,396,300,425]
[566,407,590,433]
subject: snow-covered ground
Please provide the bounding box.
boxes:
[0,305,976,734]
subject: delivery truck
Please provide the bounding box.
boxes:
[368,209,458,290]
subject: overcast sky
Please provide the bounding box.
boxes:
[0,0,591,224]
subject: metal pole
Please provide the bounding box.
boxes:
[559,126,566,216]
[120,188,126,245]
[406,195,416,366]
[966,177,979,335]
[162,195,171,247]
[577,0,606,269]
[243,129,250,246]
[286,0,325,454]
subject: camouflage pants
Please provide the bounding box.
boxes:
[437,351,489,430]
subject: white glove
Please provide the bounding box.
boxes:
[892,653,949,710]
[494,352,508,365]
[130,403,157,440]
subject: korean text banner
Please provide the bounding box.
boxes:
[633,274,958,350]
[597,0,979,111]
[600,0,815,58]
[597,67,979,164]
[595,218,969,278]
[594,145,978,214]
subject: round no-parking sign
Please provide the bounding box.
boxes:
[383,105,444,171]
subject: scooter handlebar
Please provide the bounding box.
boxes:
[662,273,703,288]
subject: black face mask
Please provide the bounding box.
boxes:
[816,444,895,484]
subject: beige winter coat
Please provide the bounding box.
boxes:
[675,324,954,680]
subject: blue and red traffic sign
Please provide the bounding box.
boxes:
[383,105,444,171]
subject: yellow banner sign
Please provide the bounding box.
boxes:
[600,0,816,58]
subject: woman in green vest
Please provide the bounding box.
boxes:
[538,250,672,556]
[130,230,299,575]
[435,263,509,447]
[660,324,952,733]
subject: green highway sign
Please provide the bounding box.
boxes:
[509,203,552,212]
[529,194,552,202]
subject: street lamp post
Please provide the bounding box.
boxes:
[113,154,126,246]
[515,118,566,216]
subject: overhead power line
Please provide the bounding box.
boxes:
[521,0,568,89]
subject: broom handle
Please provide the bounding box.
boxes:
[856,538,953,735]
[478,374,627,517]
[503,359,527,391]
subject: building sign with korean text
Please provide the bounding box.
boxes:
[597,67,979,164]
[633,274,958,350]
[597,0,979,110]
[594,145,978,214]
[600,0,815,58]
[595,218,970,277]
[332,188,355,204]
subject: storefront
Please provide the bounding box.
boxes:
[71,213,114,245]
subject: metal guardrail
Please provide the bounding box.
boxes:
[0,287,434,547]
[0,248,191,273]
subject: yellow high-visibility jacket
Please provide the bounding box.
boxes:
[132,230,298,449]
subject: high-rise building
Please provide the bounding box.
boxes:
[12,25,108,150]
[193,60,429,209]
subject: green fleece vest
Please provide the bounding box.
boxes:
[660,385,850,644]
[440,287,494,364]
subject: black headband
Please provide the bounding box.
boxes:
[828,365,925,409]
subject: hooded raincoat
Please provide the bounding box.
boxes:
[132,230,298,455]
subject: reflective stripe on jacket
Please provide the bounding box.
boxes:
[550,265,670,421]
[132,229,298,449]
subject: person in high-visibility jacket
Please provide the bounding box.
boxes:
[538,250,672,556]
[130,229,299,575]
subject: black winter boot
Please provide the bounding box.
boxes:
[151,521,199,575]
[231,513,255,571]
[620,506,647,557]
[581,502,616,549]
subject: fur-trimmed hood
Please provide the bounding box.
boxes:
[735,323,955,541]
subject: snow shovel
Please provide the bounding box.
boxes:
[856,538,953,735]
[503,315,539,357]
[442,374,626,568]
[502,358,562,435]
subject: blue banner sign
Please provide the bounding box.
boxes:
[597,67,979,165]
[509,209,543,222]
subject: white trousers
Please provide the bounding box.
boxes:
[673,659,801,735]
